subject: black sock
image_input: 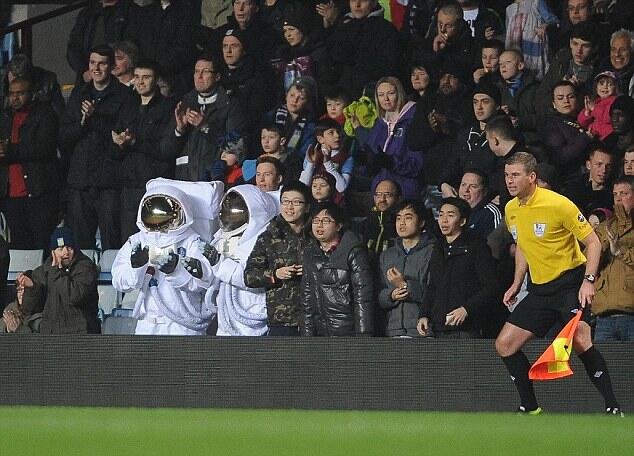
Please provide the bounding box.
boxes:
[502,351,538,411]
[578,346,619,409]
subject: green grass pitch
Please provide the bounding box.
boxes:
[0,407,631,455]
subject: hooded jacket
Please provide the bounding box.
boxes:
[207,185,278,336]
[364,101,424,200]
[111,179,223,335]
[301,230,374,336]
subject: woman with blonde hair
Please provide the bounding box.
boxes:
[361,76,424,200]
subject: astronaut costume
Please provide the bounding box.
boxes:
[203,185,278,336]
[112,178,224,335]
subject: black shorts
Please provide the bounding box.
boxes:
[507,267,590,338]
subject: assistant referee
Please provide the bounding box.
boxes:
[495,152,622,415]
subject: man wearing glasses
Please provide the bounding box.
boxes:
[160,54,246,182]
[244,181,312,336]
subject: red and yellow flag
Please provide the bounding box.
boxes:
[529,310,583,381]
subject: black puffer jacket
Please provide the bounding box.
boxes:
[301,230,374,336]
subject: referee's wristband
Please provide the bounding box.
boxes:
[583,274,597,283]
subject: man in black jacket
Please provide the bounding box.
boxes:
[0,78,59,250]
[59,45,138,250]
[111,59,176,242]
[160,54,247,182]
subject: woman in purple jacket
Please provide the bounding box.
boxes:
[363,77,424,200]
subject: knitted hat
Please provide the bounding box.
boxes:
[472,82,501,106]
[283,8,311,35]
[49,226,76,250]
[224,28,246,47]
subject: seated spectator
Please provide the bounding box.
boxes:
[504,0,559,80]
[459,170,502,239]
[593,176,634,341]
[4,53,65,116]
[472,39,505,86]
[160,54,247,182]
[67,0,131,84]
[1,273,41,333]
[577,71,618,141]
[598,29,634,98]
[300,118,352,205]
[309,171,338,205]
[111,40,139,86]
[59,45,137,250]
[408,62,435,103]
[540,80,592,187]
[301,202,374,336]
[406,62,472,198]
[362,76,423,201]
[127,0,197,98]
[379,199,435,337]
[244,180,313,336]
[413,1,476,74]
[623,146,634,176]
[604,95,634,159]
[498,49,540,144]
[19,227,100,334]
[208,0,281,67]
[563,146,614,215]
[111,59,176,243]
[324,0,399,98]
[485,114,525,208]
[439,82,501,195]
[0,78,60,251]
[417,197,498,338]
[220,28,273,153]
[354,179,401,258]
[267,76,317,159]
[536,21,598,116]
[210,134,246,188]
[322,87,350,125]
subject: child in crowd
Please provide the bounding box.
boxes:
[243,123,303,183]
[310,172,337,204]
[473,39,504,86]
[505,0,559,79]
[218,135,245,188]
[300,118,353,206]
[321,87,350,125]
[578,71,618,141]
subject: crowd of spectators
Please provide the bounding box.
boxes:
[0,0,633,338]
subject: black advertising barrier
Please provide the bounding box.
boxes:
[0,336,632,412]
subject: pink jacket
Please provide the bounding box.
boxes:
[577,95,617,141]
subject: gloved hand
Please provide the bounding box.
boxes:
[156,252,179,274]
[198,240,220,266]
[210,159,227,181]
[182,257,203,279]
[130,243,149,268]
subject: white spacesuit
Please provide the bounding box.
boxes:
[203,185,278,336]
[112,178,224,335]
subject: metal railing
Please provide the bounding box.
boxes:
[0,1,88,61]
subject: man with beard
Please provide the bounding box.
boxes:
[111,59,177,242]
[160,54,246,182]
[407,62,472,206]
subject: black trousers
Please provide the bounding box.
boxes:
[66,187,122,250]
[2,193,59,251]
[120,187,145,244]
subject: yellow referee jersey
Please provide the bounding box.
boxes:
[505,186,593,284]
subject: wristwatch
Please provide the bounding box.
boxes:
[584,274,596,283]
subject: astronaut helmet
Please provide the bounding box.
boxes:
[140,194,186,233]
[219,191,249,233]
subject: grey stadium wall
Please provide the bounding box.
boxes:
[0,336,632,412]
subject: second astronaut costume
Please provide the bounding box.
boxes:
[203,185,278,336]
[111,178,224,335]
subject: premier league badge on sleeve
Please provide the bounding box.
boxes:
[533,223,546,237]
[510,225,518,241]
